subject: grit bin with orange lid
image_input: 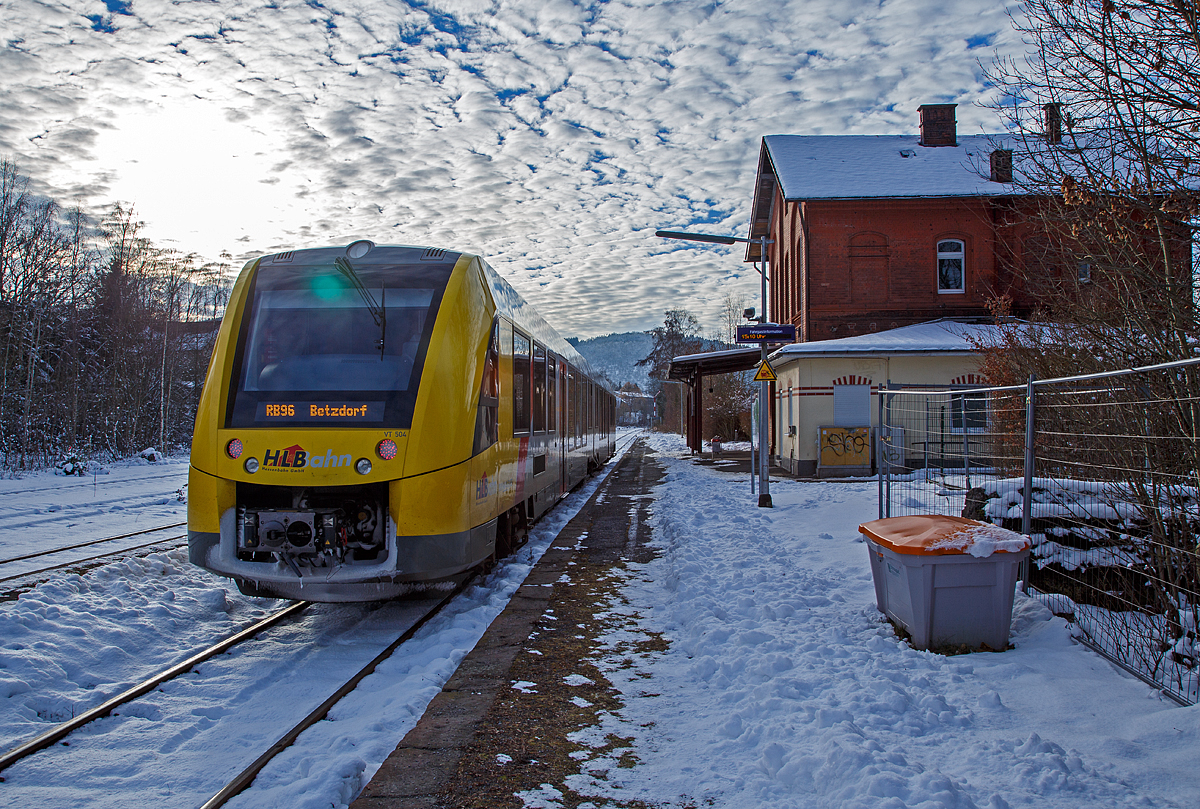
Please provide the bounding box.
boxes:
[858,515,1031,651]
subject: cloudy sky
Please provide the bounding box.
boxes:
[1,0,1023,338]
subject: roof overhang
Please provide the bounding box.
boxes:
[745,141,776,264]
[667,346,763,384]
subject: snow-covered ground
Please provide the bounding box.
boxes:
[0,443,632,808]
[549,432,1200,809]
[0,456,191,580]
[2,433,1198,808]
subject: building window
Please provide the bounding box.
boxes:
[1077,261,1092,283]
[937,239,965,293]
[833,384,871,427]
[950,392,988,432]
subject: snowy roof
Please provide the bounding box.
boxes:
[763,134,1015,200]
[769,319,999,359]
[669,345,761,365]
[666,346,761,382]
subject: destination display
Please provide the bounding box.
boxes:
[736,323,797,344]
[256,402,385,421]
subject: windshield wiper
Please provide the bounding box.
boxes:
[334,256,386,355]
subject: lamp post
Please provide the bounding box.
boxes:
[655,229,774,507]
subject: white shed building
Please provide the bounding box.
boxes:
[769,319,998,477]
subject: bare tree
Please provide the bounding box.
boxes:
[703,292,755,440]
[986,0,1199,368]
[978,0,1200,646]
[0,163,232,470]
[636,308,703,381]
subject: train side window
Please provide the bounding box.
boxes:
[532,343,547,433]
[567,367,577,447]
[473,318,500,455]
[583,381,589,438]
[513,330,531,435]
[547,354,558,434]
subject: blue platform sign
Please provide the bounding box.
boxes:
[736,323,797,344]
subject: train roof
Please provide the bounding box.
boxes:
[476,257,610,391]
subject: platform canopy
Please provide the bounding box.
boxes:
[666,346,763,384]
[666,346,765,453]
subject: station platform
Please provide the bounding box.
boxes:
[690,448,789,478]
[350,438,665,809]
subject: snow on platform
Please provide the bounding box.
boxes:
[1,435,1197,808]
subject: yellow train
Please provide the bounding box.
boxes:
[188,241,616,601]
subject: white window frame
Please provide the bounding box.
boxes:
[937,239,965,294]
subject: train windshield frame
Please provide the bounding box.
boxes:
[226,258,454,428]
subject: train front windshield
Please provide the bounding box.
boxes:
[227,260,452,428]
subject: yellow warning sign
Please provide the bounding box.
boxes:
[753,361,777,383]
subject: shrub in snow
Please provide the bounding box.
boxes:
[965,477,1200,701]
[56,454,89,476]
[140,447,161,463]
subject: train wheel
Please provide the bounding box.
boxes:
[495,504,529,559]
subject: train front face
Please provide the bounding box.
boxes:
[187,243,496,601]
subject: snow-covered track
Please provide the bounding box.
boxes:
[200,578,471,808]
[0,470,187,499]
[0,601,311,777]
[0,521,186,567]
[0,522,187,593]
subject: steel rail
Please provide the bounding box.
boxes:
[0,521,187,566]
[0,470,188,498]
[200,582,470,809]
[0,534,187,587]
[0,601,311,777]
[200,436,637,807]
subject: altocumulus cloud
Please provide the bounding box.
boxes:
[0,0,1022,337]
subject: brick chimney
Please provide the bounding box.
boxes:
[1044,103,1062,145]
[990,149,1013,183]
[918,104,957,147]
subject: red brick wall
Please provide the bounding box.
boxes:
[767,196,1048,342]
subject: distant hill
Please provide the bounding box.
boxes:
[567,332,653,390]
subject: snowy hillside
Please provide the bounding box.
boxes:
[568,332,653,390]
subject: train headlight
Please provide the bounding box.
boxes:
[346,240,374,259]
[376,439,397,460]
[355,457,372,475]
[244,457,260,474]
[226,438,244,459]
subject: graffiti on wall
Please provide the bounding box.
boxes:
[819,426,871,467]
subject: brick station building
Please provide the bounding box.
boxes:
[745,104,1057,341]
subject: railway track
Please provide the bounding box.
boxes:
[200,580,468,808]
[0,468,188,499]
[0,522,187,593]
[0,578,469,805]
[0,600,311,777]
[0,435,641,805]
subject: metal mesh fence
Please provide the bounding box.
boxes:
[879,359,1200,704]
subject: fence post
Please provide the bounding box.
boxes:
[1021,374,1036,593]
[878,383,885,519]
[885,380,893,518]
[961,394,971,490]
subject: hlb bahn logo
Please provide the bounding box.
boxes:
[476,472,490,501]
[263,445,353,470]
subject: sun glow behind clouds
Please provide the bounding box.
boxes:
[92,97,307,257]
[2,0,1021,336]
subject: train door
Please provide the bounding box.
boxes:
[557,358,566,494]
